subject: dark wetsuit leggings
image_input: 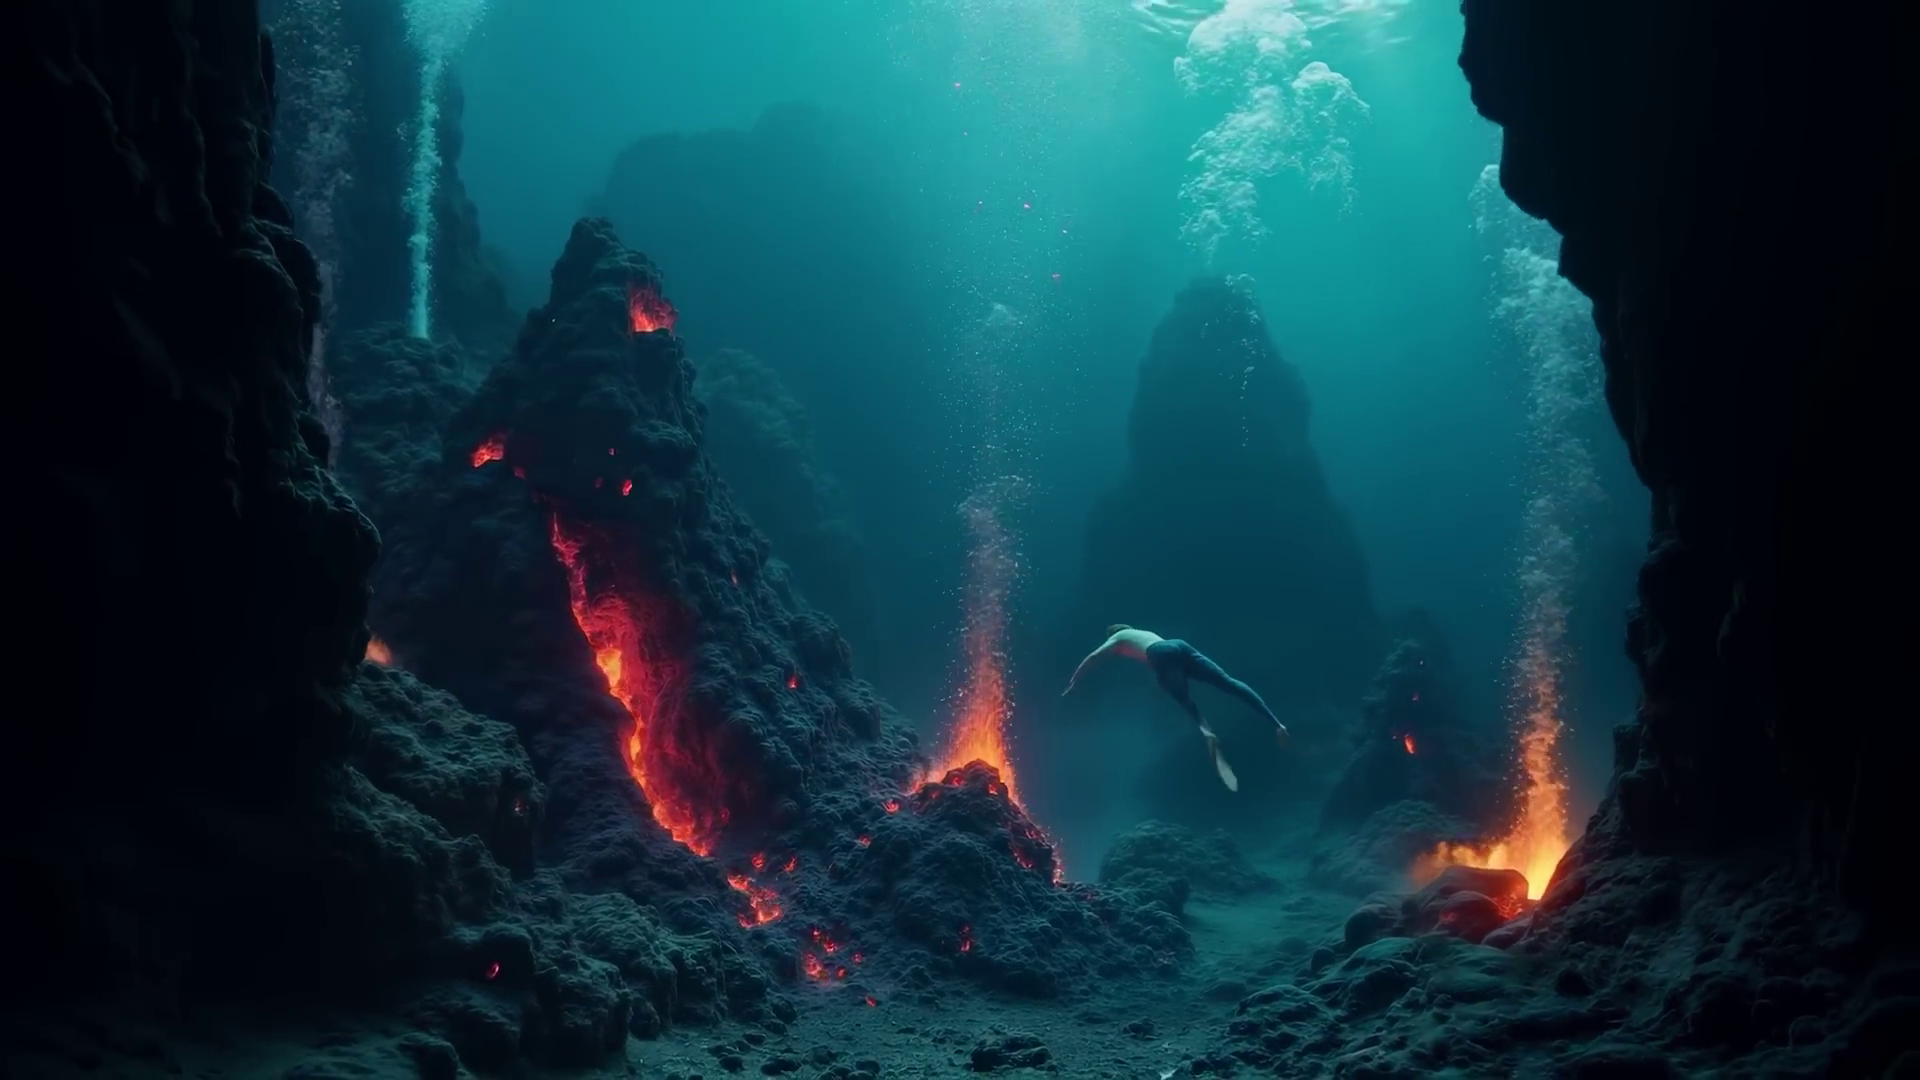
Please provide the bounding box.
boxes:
[1145,639,1283,735]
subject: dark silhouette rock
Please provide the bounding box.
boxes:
[1068,278,1383,830]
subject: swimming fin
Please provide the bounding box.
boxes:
[1207,735,1239,792]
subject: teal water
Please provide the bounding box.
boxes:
[449,0,1645,830]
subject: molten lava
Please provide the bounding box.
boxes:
[471,432,507,467]
[1413,643,1570,900]
[628,285,677,334]
[1402,733,1416,755]
[547,512,714,855]
[364,636,394,666]
[727,872,783,927]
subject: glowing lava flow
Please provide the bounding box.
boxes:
[546,511,714,856]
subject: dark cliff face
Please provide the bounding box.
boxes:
[1458,1,1901,938]
[18,0,371,992]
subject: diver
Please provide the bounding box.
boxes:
[1061,625,1289,792]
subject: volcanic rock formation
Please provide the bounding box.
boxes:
[1068,278,1384,829]
[695,347,878,650]
[13,4,1191,1072]
[362,216,1191,1011]
[327,324,483,536]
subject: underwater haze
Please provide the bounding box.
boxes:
[252,0,1653,1073]
[454,0,1644,857]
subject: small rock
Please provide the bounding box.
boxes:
[1308,946,1336,974]
[969,1032,1049,1071]
[1554,966,1594,997]
[761,1055,802,1075]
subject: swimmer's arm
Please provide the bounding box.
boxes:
[1062,635,1121,696]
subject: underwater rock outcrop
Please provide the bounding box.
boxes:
[695,347,878,649]
[1320,638,1507,833]
[1068,278,1383,829]
[364,216,1192,1018]
[327,324,484,538]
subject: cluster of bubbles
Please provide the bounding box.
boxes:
[884,1,1108,773]
[400,0,490,339]
[1475,162,1606,880]
[270,0,356,453]
[1170,0,1382,263]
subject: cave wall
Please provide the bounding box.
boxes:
[14,0,505,1025]
[20,0,379,998]
[1458,0,1901,938]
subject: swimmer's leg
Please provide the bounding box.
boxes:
[1182,646,1288,735]
[1166,680,1238,792]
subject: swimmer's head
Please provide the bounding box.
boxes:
[1107,624,1132,637]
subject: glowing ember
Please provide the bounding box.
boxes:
[787,671,801,690]
[1402,733,1416,755]
[865,996,878,1007]
[883,799,900,814]
[802,953,826,979]
[484,961,500,980]
[470,433,507,467]
[751,852,768,871]
[856,835,871,847]
[727,873,783,927]
[364,636,394,666]
[620,479,633,496]
[548,513,713,854]
[628,285,678,334]
[957,923,973,954]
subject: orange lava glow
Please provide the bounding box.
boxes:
[547,513,713,855]
[628,285,678,334]
[727,873,783,927]
[1402,733,1417,755]
[364,636,394,666]
[1413,643,1571,901]
[471,433,506,467]
[928,482,1030,808]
